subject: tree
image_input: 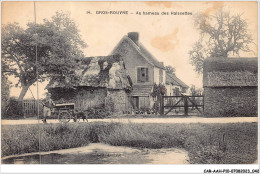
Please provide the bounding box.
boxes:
[1,72,10,115]
[165,65,176,75]
[190,84,203,96]
[189,9,253,74]
[1,12,86,102]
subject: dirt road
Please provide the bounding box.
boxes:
[1,117,258,125]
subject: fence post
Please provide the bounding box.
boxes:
[202,95,204,112]
[184,96,188,116]
[160,95,164,115]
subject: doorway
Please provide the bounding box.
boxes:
[132,96,139,110]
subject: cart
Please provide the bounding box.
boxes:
[42,103,87,123]
[55,103,75,123]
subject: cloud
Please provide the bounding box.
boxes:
[143,2,181,8]
[150,28,179,52]
[204,2,225,16]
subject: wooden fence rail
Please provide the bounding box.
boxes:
[161,95,204,115]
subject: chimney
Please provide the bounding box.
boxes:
[160,62,164,66]
[128,32,139,46]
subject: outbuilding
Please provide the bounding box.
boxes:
[203,57,257,117]
[47,55,132,114]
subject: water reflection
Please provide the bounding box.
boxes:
[2,143,189,164]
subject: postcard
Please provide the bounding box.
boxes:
[1,1,258,173]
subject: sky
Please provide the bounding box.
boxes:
[1,1,258,99]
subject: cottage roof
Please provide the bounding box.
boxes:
[47,55,132,90]
[166,73,189,88]
[111,35,165,69]
[131,84,153,97]
[203,57,258,73]
[203,57,258,87]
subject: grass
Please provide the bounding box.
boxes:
[1,122,258,164]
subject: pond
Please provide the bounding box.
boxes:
[2,143,189,164]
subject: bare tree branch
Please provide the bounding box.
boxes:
[189,8,254,74]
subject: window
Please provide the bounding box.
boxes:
[137,67,149,82]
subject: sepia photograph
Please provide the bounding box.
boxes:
[1,0,259,172]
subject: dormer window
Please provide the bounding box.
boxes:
[137,67,149,82]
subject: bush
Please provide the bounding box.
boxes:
[139,106,151,114]
[3,98,23,119]
[85,98,116,118]
[86,104,110,119]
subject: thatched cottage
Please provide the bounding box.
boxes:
[46,55,132,113]
[111,32,188,109]
[47,32,189,113]
[203,57,257,117]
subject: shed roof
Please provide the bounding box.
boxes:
[166,73,189,88]
[131,84,153,97]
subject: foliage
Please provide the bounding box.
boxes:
[190,85,203,96]
[2,122,257,164]
[165,65,176,75]
[189,8,254,74]
[86,104,111,119]
[151,83,167,98]
[1,73,10,115]
[48,87,76,103]
[2,123,92,156]
[139,106,150,113]
[3,98,23,118]
[84,96,116,119]
[1,11,86,101]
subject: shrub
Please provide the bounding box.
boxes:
[86,104,111,119]
[3,98,23,119]
[139,106,151,114]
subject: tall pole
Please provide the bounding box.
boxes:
[34,1,41,164]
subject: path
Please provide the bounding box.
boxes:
[1,117,258,125]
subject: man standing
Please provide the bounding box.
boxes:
[42,100,53,123]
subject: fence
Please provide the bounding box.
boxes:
[22,100,43,117]
[161,95,204,115]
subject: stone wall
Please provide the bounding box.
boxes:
[203,58,257,117]
[49,86,130,114]
[75,87,107,111]
[204,87,257,117]
[107,89,129,113]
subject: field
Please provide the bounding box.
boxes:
[1,122,258,164]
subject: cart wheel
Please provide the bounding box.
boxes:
[58,111,71,123]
